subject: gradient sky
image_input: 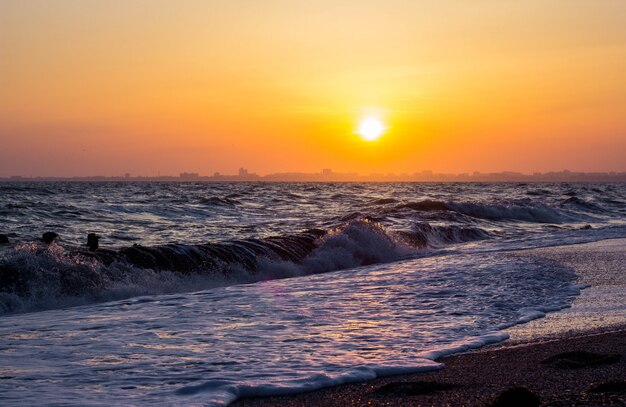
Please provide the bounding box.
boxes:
[1,0,625,177]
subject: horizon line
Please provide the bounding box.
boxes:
[2,168,626,183]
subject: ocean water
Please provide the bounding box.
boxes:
[0,182,625,405]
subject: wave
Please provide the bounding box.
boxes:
[198,196,240,206]
[394,222,489,248]
[525,189,552,196]
[0,220,488,314]
[560,197,605,212]
[370,198,398,205]
[447,201,564,223]
[6,203,28,209]
[396,200,568,223]
[399,200,449,212]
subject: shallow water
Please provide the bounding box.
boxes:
[0,253,579,406]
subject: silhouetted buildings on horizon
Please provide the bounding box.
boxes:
[2,169,626,182]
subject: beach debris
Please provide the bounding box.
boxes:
[373,381,457,396]
[490,387,540,407]
[0,234,9,244]
[87,233,99,252]
[41,232,59,244]
[541,351,621,369]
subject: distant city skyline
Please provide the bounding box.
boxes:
[2,168,626,183]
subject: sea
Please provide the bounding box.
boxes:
[0,182,625,405]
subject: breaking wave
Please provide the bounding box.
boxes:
[395,200,571,223]
[0,220,487,314]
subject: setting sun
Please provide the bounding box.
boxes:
[357,116,386,142]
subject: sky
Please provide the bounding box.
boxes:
[1,0,625,177]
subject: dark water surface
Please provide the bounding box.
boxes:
[1,182,625,245]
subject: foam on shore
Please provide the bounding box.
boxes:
[505,238,626,341]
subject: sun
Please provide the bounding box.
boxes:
[357,116,386,141]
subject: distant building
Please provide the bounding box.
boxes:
[180,172,200,180]
[124,173,130,179]
[322,168,332,175]
[238,168,248,177]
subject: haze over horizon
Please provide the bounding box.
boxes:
[1,0,625,177]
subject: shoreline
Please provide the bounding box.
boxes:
[505,238,626,342]
[233,238,626,406]
[234,327,626,406]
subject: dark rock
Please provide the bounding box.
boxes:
[541,351,621,369]
[589,381,626,394]
[41,232,59,244]
[581,224,593,230]
[0,234,9,244]
[490,387,540,407]
[374,381,457,396]
[87,233,99,252]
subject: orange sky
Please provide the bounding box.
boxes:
[1,0,625,177]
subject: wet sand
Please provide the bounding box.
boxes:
[234,239,626,406]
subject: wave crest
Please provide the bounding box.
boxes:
[0,220,489,314]
[396,199,565,223]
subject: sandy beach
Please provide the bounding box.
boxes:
[234,239,626,406]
